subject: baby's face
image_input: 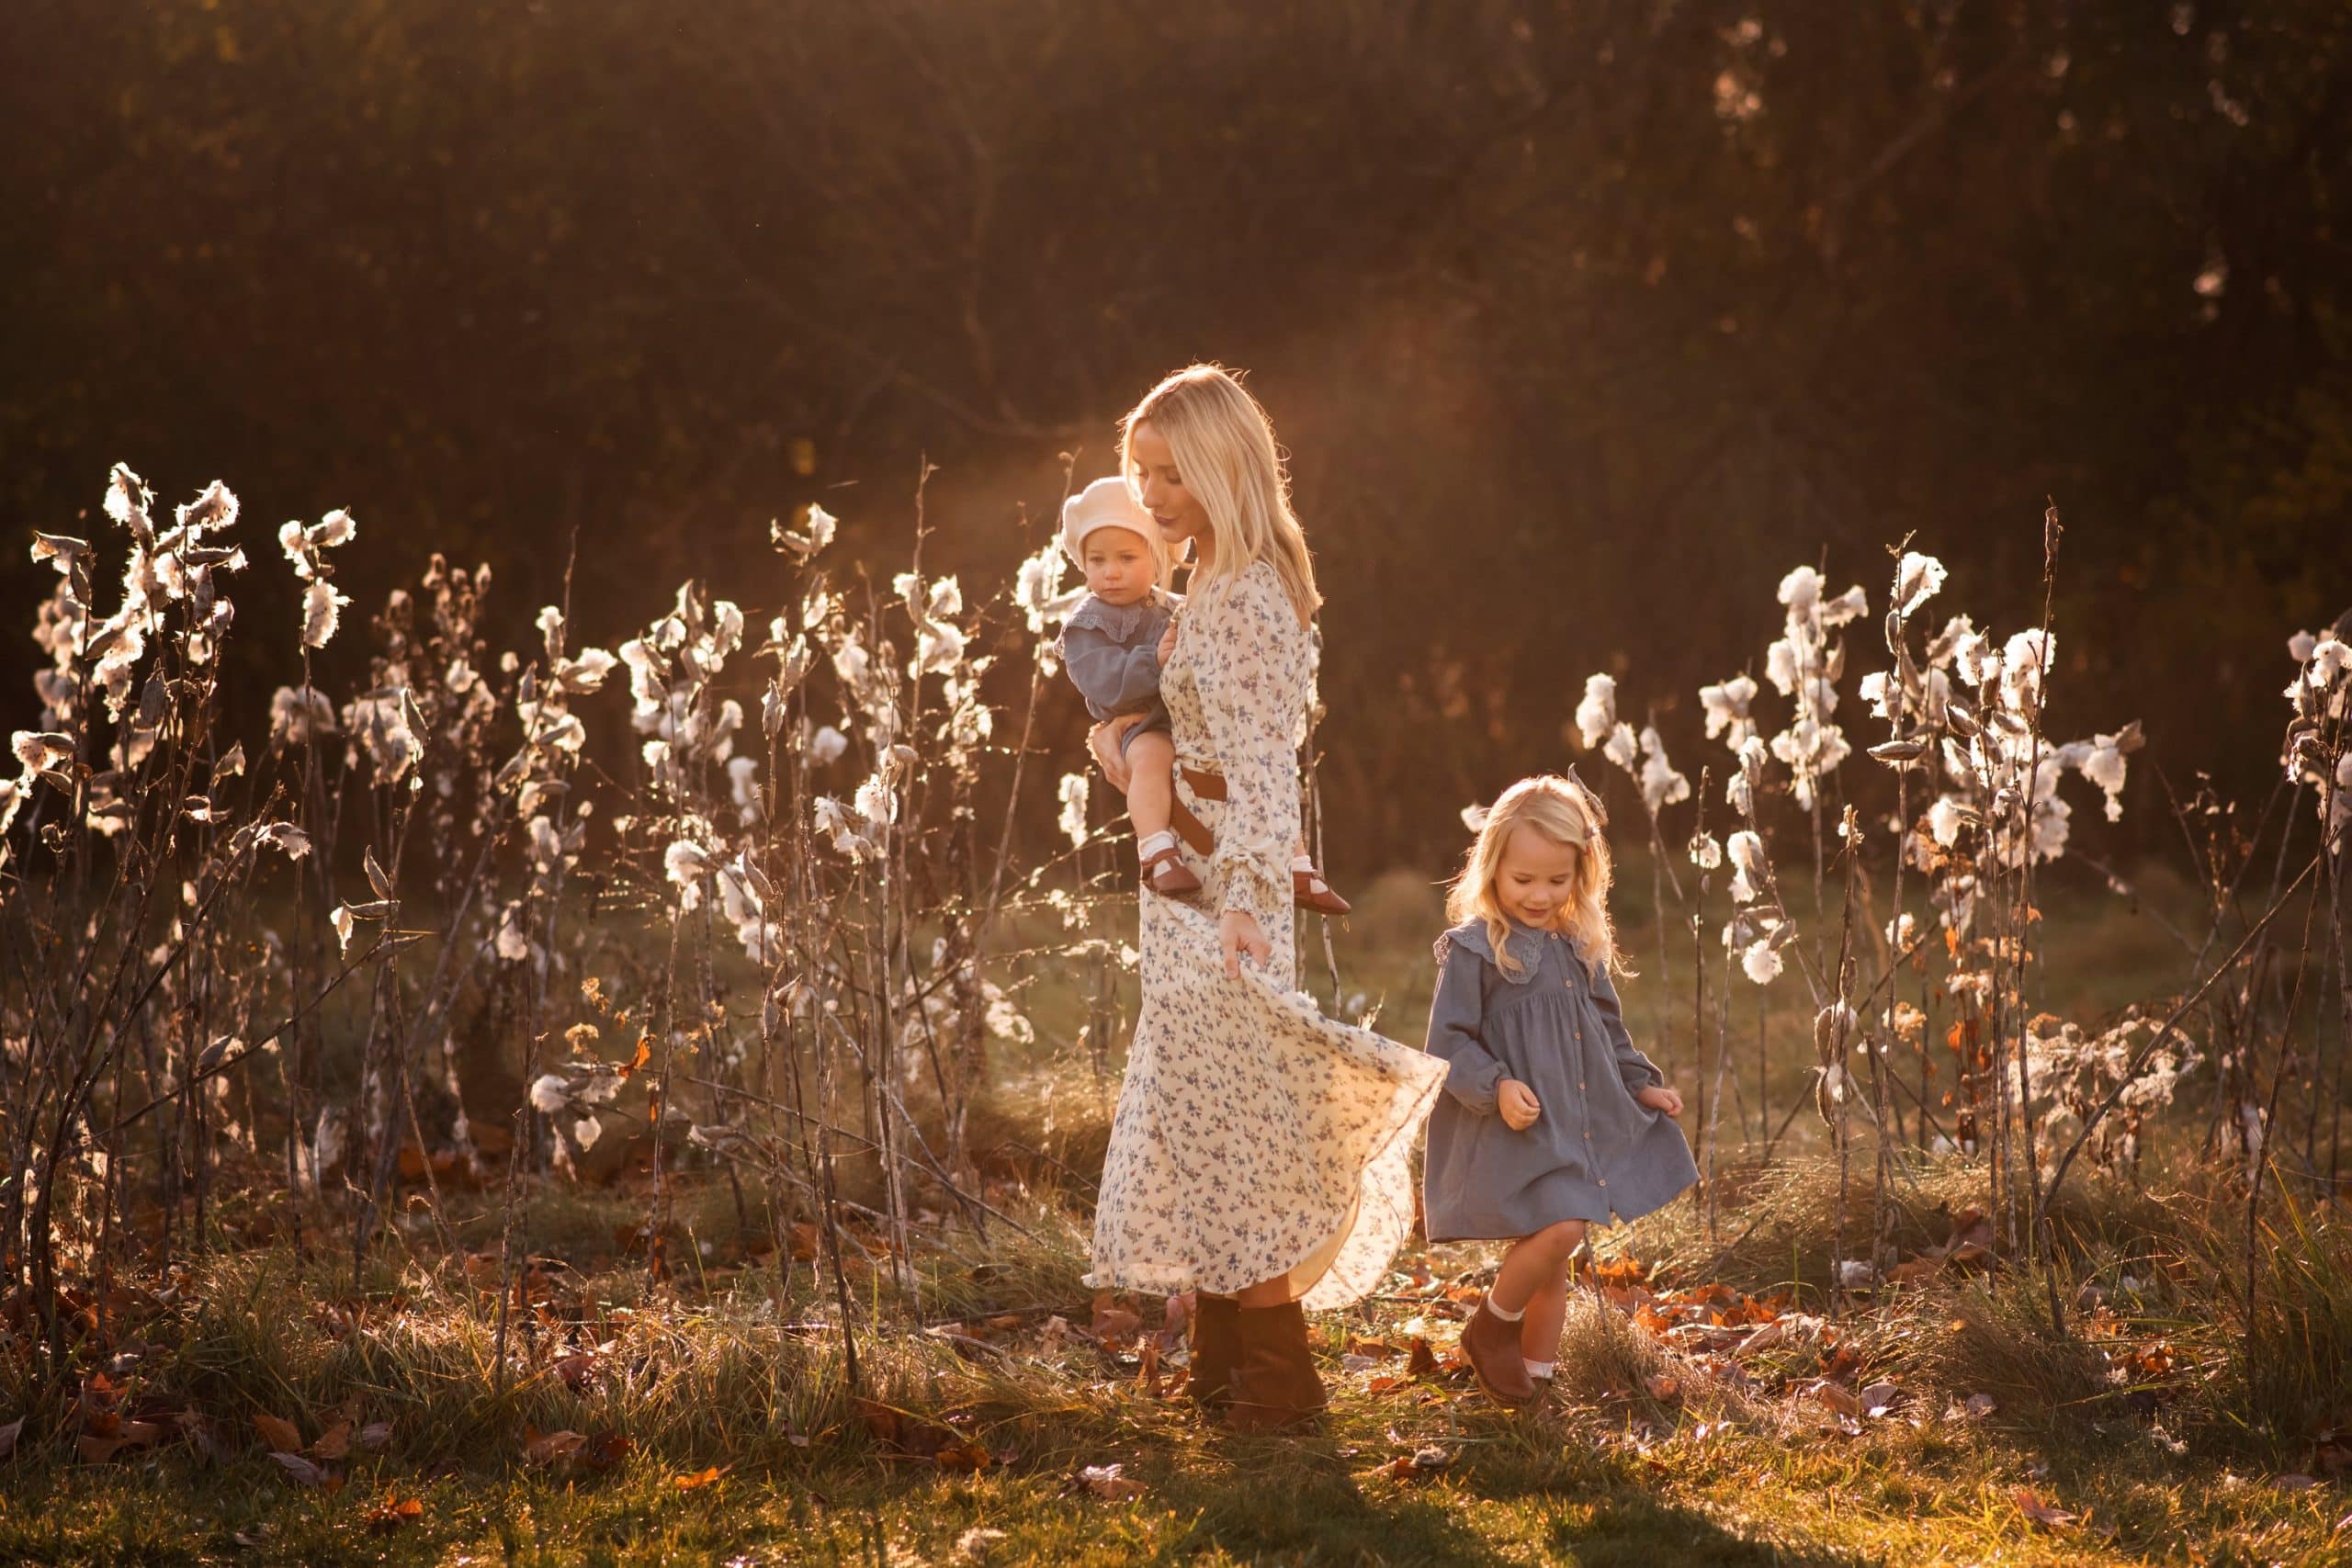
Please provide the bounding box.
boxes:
[1081,526,1158,606]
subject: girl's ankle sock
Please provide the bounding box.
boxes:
[1290,853,1316,872]
[1138,829,1178,859]
[1483,1293,1525,1323]
[1523,1359,1555,1379]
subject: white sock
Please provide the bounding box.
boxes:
[1290,853,1316,872]
[1524,1359,1555,1379]
[1138,829,1179,859]
[1484,1293,1524,1323]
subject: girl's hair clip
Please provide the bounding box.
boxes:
[1561,764,1608,829]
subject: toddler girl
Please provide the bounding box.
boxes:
[1057,476,1349,912]
[1421,773,1698,1406]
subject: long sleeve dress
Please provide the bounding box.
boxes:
[1419,919,1698,1240]
[1086,559,1449,1309]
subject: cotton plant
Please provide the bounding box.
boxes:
[280,508,356,650]
[1763,565,1868,813]
[2284,626,2352,853]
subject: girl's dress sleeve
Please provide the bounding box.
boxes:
[1425,937,1510,1115]
[1590,964,1665,1095]
[1193,566,1305,917]
[1060,622,1162,714]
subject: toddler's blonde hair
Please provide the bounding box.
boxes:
[1119,365,1320,627]
[1445,773,1623,979]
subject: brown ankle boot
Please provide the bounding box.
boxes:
[1222,1301,1328,1433]
[1187,1292,1240,1412]
[1459,1300,1536,1407]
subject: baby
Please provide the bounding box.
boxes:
[1058,477,1194,895]
[1057,477,1350,912]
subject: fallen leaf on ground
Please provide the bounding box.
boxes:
[1373,1447,1453,1483]
[1088,1292,1143,1346]
[253,1412,303,1453]
[1408,1338,1442,1378]
[1645,1374,1682,1401]
[2012,1486,2077,1528]
[1812,1382,1861,1418]
[356,1421,393,1452]
[1859,1381,1900,1416]
[362,1493,424,1533]
[674,1464,729,1490]
[1962,1393,1997,1418]
[1077,1462,1146,1500]
[268,1450,330,1488]
[523,1426,587,1466]
[310,1419,352,1461]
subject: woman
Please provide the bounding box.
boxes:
[1084,366,1449,1431]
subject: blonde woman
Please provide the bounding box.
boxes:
[1084,365,1448,1432]
[1422,774,1697,1408]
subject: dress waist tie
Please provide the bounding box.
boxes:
[1169,764,1226,857]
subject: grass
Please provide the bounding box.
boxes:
[6,861,2346,1564]
[6,1150,2349,1566]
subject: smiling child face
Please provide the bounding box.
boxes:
[1081,525,1159,607]
[1494,823,1581,929]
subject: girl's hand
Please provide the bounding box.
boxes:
[1088,716,1142,791]
[1157,618,1180,663]
[1218,908,1272,978]
[1498,1079,1542,1131]
[1637,1084,1684,1117]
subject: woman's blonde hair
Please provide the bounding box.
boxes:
[1444,773,1623,979]
[1119,365,1320,626]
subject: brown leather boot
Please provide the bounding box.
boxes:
[1187,1292,1240,1412]
[1222,1300,1328,1433]
[1459,1300,1536,1407]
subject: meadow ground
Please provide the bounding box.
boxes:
[4,862,2347,1566]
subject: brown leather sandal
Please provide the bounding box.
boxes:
[1293,864,1351,917]
[1141,844,1201,897]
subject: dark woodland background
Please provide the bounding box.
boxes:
[6,0,2348,878]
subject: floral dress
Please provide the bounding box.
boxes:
[1086,559,1449,1310]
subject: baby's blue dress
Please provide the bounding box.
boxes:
[1420,919,1698,1240]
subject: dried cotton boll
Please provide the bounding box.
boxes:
[1699,673,1758,748]
[1057,773,1091,849]
[1575,673,1618,750]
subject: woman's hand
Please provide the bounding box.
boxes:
[1088,715,1143,791]
[1498,1079,1542,1131]
[1218,908,1272,978]
[1637,1084,1685,1117]
[1157,617,1181,664]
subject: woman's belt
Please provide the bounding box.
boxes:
[1170,764,1225,857]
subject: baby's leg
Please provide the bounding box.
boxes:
[1124,729,1175,840]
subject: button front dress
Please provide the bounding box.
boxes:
[1086,560,1449,1310]
[1420,919,1699,1241]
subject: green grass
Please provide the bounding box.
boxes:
[6,858,2341,1564]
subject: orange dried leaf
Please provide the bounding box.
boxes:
[674,1464,728,1491]
[253,1412,304,1453]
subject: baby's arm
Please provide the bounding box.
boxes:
[1060,623,1165,714]
[1424,938,1513,1116]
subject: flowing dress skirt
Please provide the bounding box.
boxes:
[1086,780,1449,1309]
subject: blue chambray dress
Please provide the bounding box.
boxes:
[1086,561,1449,1308]
[1057,588,1177,756]
[1421,919,1698,1241]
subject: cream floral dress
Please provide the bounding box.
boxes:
[1086,559,1448,1310]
